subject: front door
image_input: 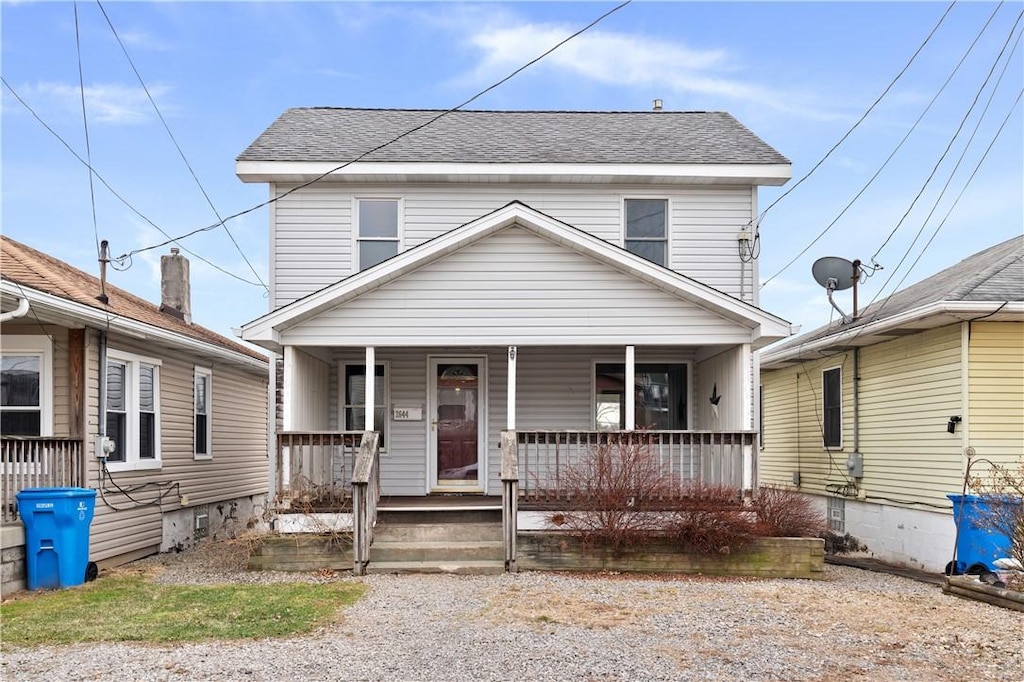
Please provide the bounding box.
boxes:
[429,358,485,492]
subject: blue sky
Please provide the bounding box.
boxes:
[3,1,1022,343]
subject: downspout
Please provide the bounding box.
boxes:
[0,296,30,322]
[850,347,863,489]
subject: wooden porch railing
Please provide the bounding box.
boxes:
[351,431,380,576]
[275,431,364,507]
[500,431,518,573]
[2,437,86,525]
[513,430,757,504]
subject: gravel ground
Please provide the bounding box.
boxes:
[4,539,1023,681]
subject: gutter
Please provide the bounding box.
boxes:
[761,300,1023,367]
[0,296,30,322]
[1,281,268,372]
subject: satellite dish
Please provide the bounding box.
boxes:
[812,256,857,291]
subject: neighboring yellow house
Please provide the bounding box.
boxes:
[759,237,1022,572]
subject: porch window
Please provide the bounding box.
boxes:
[105,350,161,469]
[0,335,52,436]
[344,363,388,447]
[624,198,667,267]
[822,367,842,448]
[194,367,212,459]
[595,363,687,430]
[356,198,400,271]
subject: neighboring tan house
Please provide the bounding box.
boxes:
[1,236,269,593]
[235,107,793,540]
[759,236,1023,572]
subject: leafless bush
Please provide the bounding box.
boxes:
[753,485,829,538]
[969,457,1024,576]
[546,440,678,551]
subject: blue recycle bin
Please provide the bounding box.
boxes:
[948,493,1017,573]
[16,487,97,590]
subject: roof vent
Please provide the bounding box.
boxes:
[652,99,663,112]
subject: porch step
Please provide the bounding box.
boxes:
[248,535,353,572]
[371,539,504,563]
[373,521,502,543]
[365,560,505,575]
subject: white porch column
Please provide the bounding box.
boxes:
[507,346,517,430]
[282,346,295,431]
[365,346,375,432]
[625,345,636,431]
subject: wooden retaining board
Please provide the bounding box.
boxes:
[248,535,353,572]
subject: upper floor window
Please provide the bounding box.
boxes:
[822,367,842,449]
[106,350,161,469]
[194,367,212,459]
[624,198,667,267]
[595,362,687,430]
[0,335,52,436]
[356,198,400,271]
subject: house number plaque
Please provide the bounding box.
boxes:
[392,406,423,421]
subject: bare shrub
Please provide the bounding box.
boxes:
[753,485,829,538]
[968,457,1024,577]
[545,439,679,552]
[669,509,758,554]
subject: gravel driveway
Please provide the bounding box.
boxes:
[4,540,1023,681]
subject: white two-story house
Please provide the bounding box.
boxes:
[237,108,793,512]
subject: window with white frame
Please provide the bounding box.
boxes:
[194,367,212,459]
[342,363,387,449]
[624,198,668,267]
[0,335,53,436]
[595,362,688,430]
[356,198,400,271]
[105,350,160,468]
[822,367,842,448]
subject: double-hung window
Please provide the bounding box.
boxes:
[105,350,160,469]
[822,367,842,448]
[356,198,400,271]
[595,362,688,430]
[624,198,668,267]
[194,367,212,459]
[0,335,52,436]
[342,363,388,450]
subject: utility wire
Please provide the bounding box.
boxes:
[95,0,268,291]
[116,0,634,261]
[752,1,957,236]
[74,2,101,259]
[1,77,264,287]
[868,9,1019,270]
[870,7,1024,265]
[760,1,1004,289]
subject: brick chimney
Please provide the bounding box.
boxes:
[160,248,191,323]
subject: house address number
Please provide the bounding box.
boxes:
[392,406,423,421]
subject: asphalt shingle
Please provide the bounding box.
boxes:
[237,108,790,165]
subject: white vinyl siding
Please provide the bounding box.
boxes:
[281,226,755,347]
[269,183,755,308]
[968,321,1023,465]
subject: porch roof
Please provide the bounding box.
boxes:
[240,202,793,350]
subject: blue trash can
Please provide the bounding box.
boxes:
[16,487,97,590]
[948,493,1016,573]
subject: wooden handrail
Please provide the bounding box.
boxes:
[351,430,380,576]
[500,430,518,572]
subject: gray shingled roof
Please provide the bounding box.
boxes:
[771,235,1023,352]
[238,108,789,165]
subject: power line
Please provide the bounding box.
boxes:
[95,0,267,291]
[0,77,265,288]
[868,8,1023,267]
[760,1,1005,289]
[74,1,101,259]
[117,0,635,261]
[753,1,957,233]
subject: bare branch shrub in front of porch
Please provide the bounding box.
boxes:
[752,485,829,539]
[544,439,679,552]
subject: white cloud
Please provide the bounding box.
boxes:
[23,82,171,124]
[459,21,834,118]
[116,29,173,52]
